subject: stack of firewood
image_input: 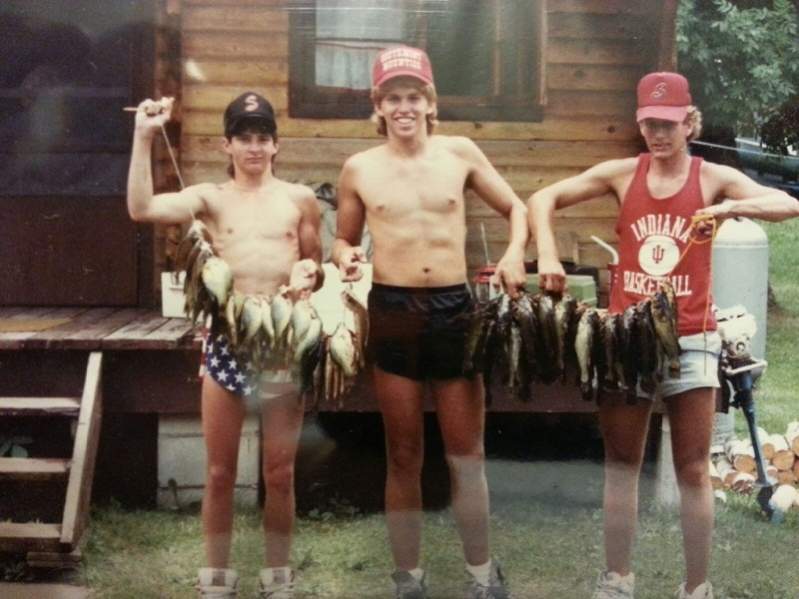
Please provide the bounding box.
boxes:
[710,420,799,513]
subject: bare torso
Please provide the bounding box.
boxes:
[348,136,471,287]
[195,179,305,296]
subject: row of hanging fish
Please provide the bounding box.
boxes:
[464,280,681,404]
[176,220,367,404]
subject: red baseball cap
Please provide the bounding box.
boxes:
[636,72,692,123]
[372,45,434,88]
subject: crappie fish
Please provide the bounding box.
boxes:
[342,288,369,366]
[329,323,358,378]
[201,256,233,309]
[290,298,316,343]
[652,279,681,377]
[293,316,322,364]
[535,293,559,384]
[271,288,293,349]
[575,308,598,401]
[620,304,639,404]
[512,293,538,381]
[635,299,661,394]
[554,294,578,382]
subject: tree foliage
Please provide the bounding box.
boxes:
[676,0,799,149]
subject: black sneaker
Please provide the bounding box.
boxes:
[391,570,427,599]
[466,561,510,599]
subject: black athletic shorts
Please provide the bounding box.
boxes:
[367,282,473,381]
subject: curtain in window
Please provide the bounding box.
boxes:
[314,0,407,89]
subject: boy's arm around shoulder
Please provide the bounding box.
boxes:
[331,155,368,281]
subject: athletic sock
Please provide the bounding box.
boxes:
[466,559,492,586]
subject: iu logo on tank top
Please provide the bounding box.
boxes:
[623,213,692,296]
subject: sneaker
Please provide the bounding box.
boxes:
[675,581,714,599]
[258,567,295,599]
[197,568,239,598]
[466,560,511,599]
[591,571,635,599]
[391,569,427,599]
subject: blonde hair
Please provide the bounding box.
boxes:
[370,80,439,136]
[686,105,702,141]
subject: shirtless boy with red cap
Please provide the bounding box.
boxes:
[333,46,528,599]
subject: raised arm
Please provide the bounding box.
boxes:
[126,97,205,224]
[460,137,528,296]
[331,158,368,282]
[696,163,799,225]
[527,159,631,292]
[289,186,325,295]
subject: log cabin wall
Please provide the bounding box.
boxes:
[165,0,674,296]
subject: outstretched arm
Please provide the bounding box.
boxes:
[461,138,528,297]
[528,159,629,293]
[695,164,799,227]
[331,159,368,282]
[126,97,205,223]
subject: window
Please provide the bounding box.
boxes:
[0,1,153,196]
[289,0,544,122]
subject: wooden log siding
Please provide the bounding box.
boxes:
[174,0,667,281]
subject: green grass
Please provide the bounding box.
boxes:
[741,219,799,435]
[67,217,799,598]
[77,493,798,598]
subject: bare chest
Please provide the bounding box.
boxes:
[359,158,469,218]
[205,192,301,246]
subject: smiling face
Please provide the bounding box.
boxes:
[223,127,278,177]
[372,77,437,139]
[638,117,693,159]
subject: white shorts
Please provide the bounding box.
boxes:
[639,331,721,400]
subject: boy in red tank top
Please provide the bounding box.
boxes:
[528,72,798,599]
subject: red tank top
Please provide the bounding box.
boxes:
[609,153,716,335]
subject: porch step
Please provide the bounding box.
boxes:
[0,583,89,599]
[0,351,103,566]
[0,397,80,417]
[0,457,70,480]
[0,522,62,553]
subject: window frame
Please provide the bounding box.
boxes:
[288,0,545,122]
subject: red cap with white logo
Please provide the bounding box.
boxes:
[372,45,434,89]
[636,72,692,123]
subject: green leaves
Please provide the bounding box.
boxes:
[677,0,799,146]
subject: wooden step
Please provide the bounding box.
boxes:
[0,457,70,480]
[0,583,89,599]
[0,397,80,417]
[0,522,62,553]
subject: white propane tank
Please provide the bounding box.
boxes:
[712,217,769,360]
[710,217,769,449]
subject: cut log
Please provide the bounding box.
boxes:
[793,460,799,481]
[725,439,756,475]
[775,469,796,486]
[786,420,799,456]
[761,431,776,461]
[768,484,798,515]
[714,456,737,488]
[708,459,723,490]
[730,471,755,494]
[772,449,796,472]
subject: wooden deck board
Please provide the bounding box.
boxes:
[0,397,81,416]
[0,457,70,480]
[0,522,62,553]
[0,307,199,351]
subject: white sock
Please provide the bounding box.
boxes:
[408,567,425,582]
[466,559,492,586]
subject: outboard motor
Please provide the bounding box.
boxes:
[716,305,776,518]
